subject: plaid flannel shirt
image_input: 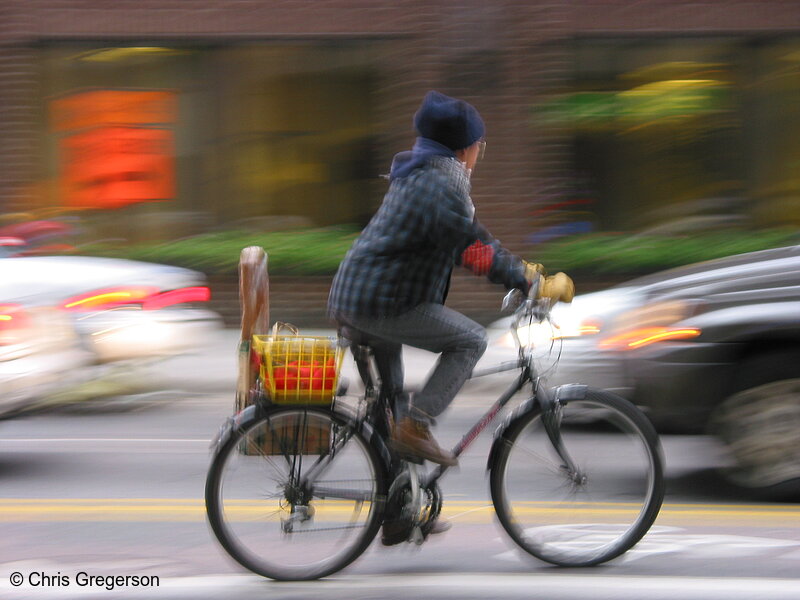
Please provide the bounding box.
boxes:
[328,156,528,320]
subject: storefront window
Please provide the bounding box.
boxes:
[38,43,380,242]
[209,44,380,229]
[538,36,800,233]
[749,39,800,224]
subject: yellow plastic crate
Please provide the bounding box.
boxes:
[253,334,344,404]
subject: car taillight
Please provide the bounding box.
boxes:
[0,304,30,345]
[598,300,702,351]
[62,286,159,311]
[61,286,210,312]
[598,326,701,350]
[142,286,211,310]
[0,236,25,247]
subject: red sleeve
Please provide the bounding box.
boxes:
[460,240,495,276]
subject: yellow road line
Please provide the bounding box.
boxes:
[0,499,798,524]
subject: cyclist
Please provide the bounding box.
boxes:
[329,89,551,471]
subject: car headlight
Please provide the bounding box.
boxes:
[499,304,603,349]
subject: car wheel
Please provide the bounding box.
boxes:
[711,352,800,499]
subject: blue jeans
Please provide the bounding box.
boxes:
[339,303,488,423]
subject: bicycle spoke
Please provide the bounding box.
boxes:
[511,439,568,478]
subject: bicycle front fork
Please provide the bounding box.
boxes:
[538,385,585,483]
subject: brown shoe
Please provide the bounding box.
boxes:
[390,418,458,467]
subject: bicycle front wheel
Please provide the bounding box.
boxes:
[490,388,664,567]
[205,406,386,580]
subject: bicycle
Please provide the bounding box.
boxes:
[205,277,665,580]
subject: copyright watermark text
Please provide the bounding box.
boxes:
[9,570,160,591]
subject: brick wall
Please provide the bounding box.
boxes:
[208,271,624,329]
[208,274,525,329]
[3,0,800,248]
[565,0,800,33]
[206,274,513,329]
[0,3,38,213]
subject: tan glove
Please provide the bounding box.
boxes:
[522,260,546,281]
[540,272,575,303]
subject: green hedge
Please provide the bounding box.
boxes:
[76,226,800,279]
[77,227,359,276]
[532,229,800,277]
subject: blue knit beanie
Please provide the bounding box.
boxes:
[413,91,485,151]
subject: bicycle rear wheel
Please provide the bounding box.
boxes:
[205,406,386,580]
[490,388,664,567]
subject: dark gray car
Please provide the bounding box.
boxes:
[491,245,800,498]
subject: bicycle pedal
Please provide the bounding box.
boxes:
[409,526,424,545]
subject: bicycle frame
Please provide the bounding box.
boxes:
[355,288,549,484]
[424,361,532,485]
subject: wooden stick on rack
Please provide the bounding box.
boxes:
[236,246,270,410]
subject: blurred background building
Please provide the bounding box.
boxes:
[2,0,800,264]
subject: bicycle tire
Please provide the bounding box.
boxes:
[490,387,664,567]
[205,405,387,580]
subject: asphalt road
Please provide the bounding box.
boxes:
[1,394,800,599]
[1,332,799,599]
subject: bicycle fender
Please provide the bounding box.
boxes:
[210,403,267,456]
[324,402,393,475]
[210,403,393,476]
[486,383,587,470]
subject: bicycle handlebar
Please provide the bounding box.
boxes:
[503,271,575,351]
[502,275,549,321]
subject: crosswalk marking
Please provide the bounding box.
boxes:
[2,571,799,599]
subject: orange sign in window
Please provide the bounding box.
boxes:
[52,90,177,209]
[51,90,177,132]
[61,127,175,209]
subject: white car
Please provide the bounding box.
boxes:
[0,255,222,416]
[486,287,643,394]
